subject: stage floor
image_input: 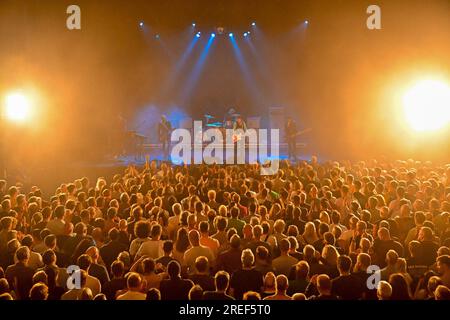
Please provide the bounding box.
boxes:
[112,143,313,167]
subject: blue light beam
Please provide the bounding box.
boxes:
[229,36,264,107]
[179,34,216,104]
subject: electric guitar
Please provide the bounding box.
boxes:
[286,127,312,140]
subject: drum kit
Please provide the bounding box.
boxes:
[203,112,241,128]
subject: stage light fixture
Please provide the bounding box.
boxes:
[196,32,201,38]
[244,32,248,37]
[139,22,144,27]
[192,23,196,27]
[251,22,256,26]
[155,34,160,39]
[229,33,233,37]
[217,27,224,35]
[211,33,216,38]
[305,20,309,24]
[403,79,450,132]
[4,91,32,123]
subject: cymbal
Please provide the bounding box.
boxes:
[206,122,223,127]
[204,114,215,119]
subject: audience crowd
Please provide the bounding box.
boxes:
[0,157,449,300]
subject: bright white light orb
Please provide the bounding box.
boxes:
[5,92,32,122]
[403,79,450,132]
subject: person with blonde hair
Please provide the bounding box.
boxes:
[396,258,413,287]
[319,211,330,225]
[243,291,261,300]
[377,281,392,300]
[261,272,276,298]
[320,245,340,278]
[301,222,319,245]
[380,250,399,281]
[292,292,307,300]
[229,249,263,299]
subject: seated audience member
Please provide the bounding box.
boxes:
[99,228,128,272]
[77,254,101,296]
[189,256,215,291]
[261,272,276,298]
[217,234,243,274]
[117,272,146,300]
[135,224,164,260]
[272,239,298,277]
[29,283,49,300]
[243,291,261,300]
[287,261,310,296]
[436,255,450,288]
[5,246,34,300]
[102,260,127,300]
[389,273,412,300]
[377,281,393,300]
[434,285,450,300]
[292,292,307,300]
[203,271,234,300]
[264,275,291,300]
[309,274,338,300]
[380,250,399,281]
[183,230,215,274]
[230,249,263,299]
[146,288,161,300]
[155,240,176,268]
[159,261,194,300]
[61,270,88,300]
[86,246,110,286]
[188,284,204,300]
[331,255,365,299]
[93,293,107,300]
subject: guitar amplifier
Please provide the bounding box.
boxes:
[269,107,285,136]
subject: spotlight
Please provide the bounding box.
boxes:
[211,33,216,38]
[403,79,450,132]
[139,22,144,27]
[229,33,233,37]
[305,20,309,24]
[251,22,256,26]
[196,32,201,38]
[243,32,248,37]
[4,92,32,123]
[155,34,160,39]
[192,23,196,27]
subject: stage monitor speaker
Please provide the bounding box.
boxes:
[247,116,261,129]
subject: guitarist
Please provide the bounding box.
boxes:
[285,117,298,160]
[232,116,247,143]
[158,115,172,160]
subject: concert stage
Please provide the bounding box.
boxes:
[115,142,311,165]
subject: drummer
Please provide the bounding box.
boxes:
[223,107,237,129]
